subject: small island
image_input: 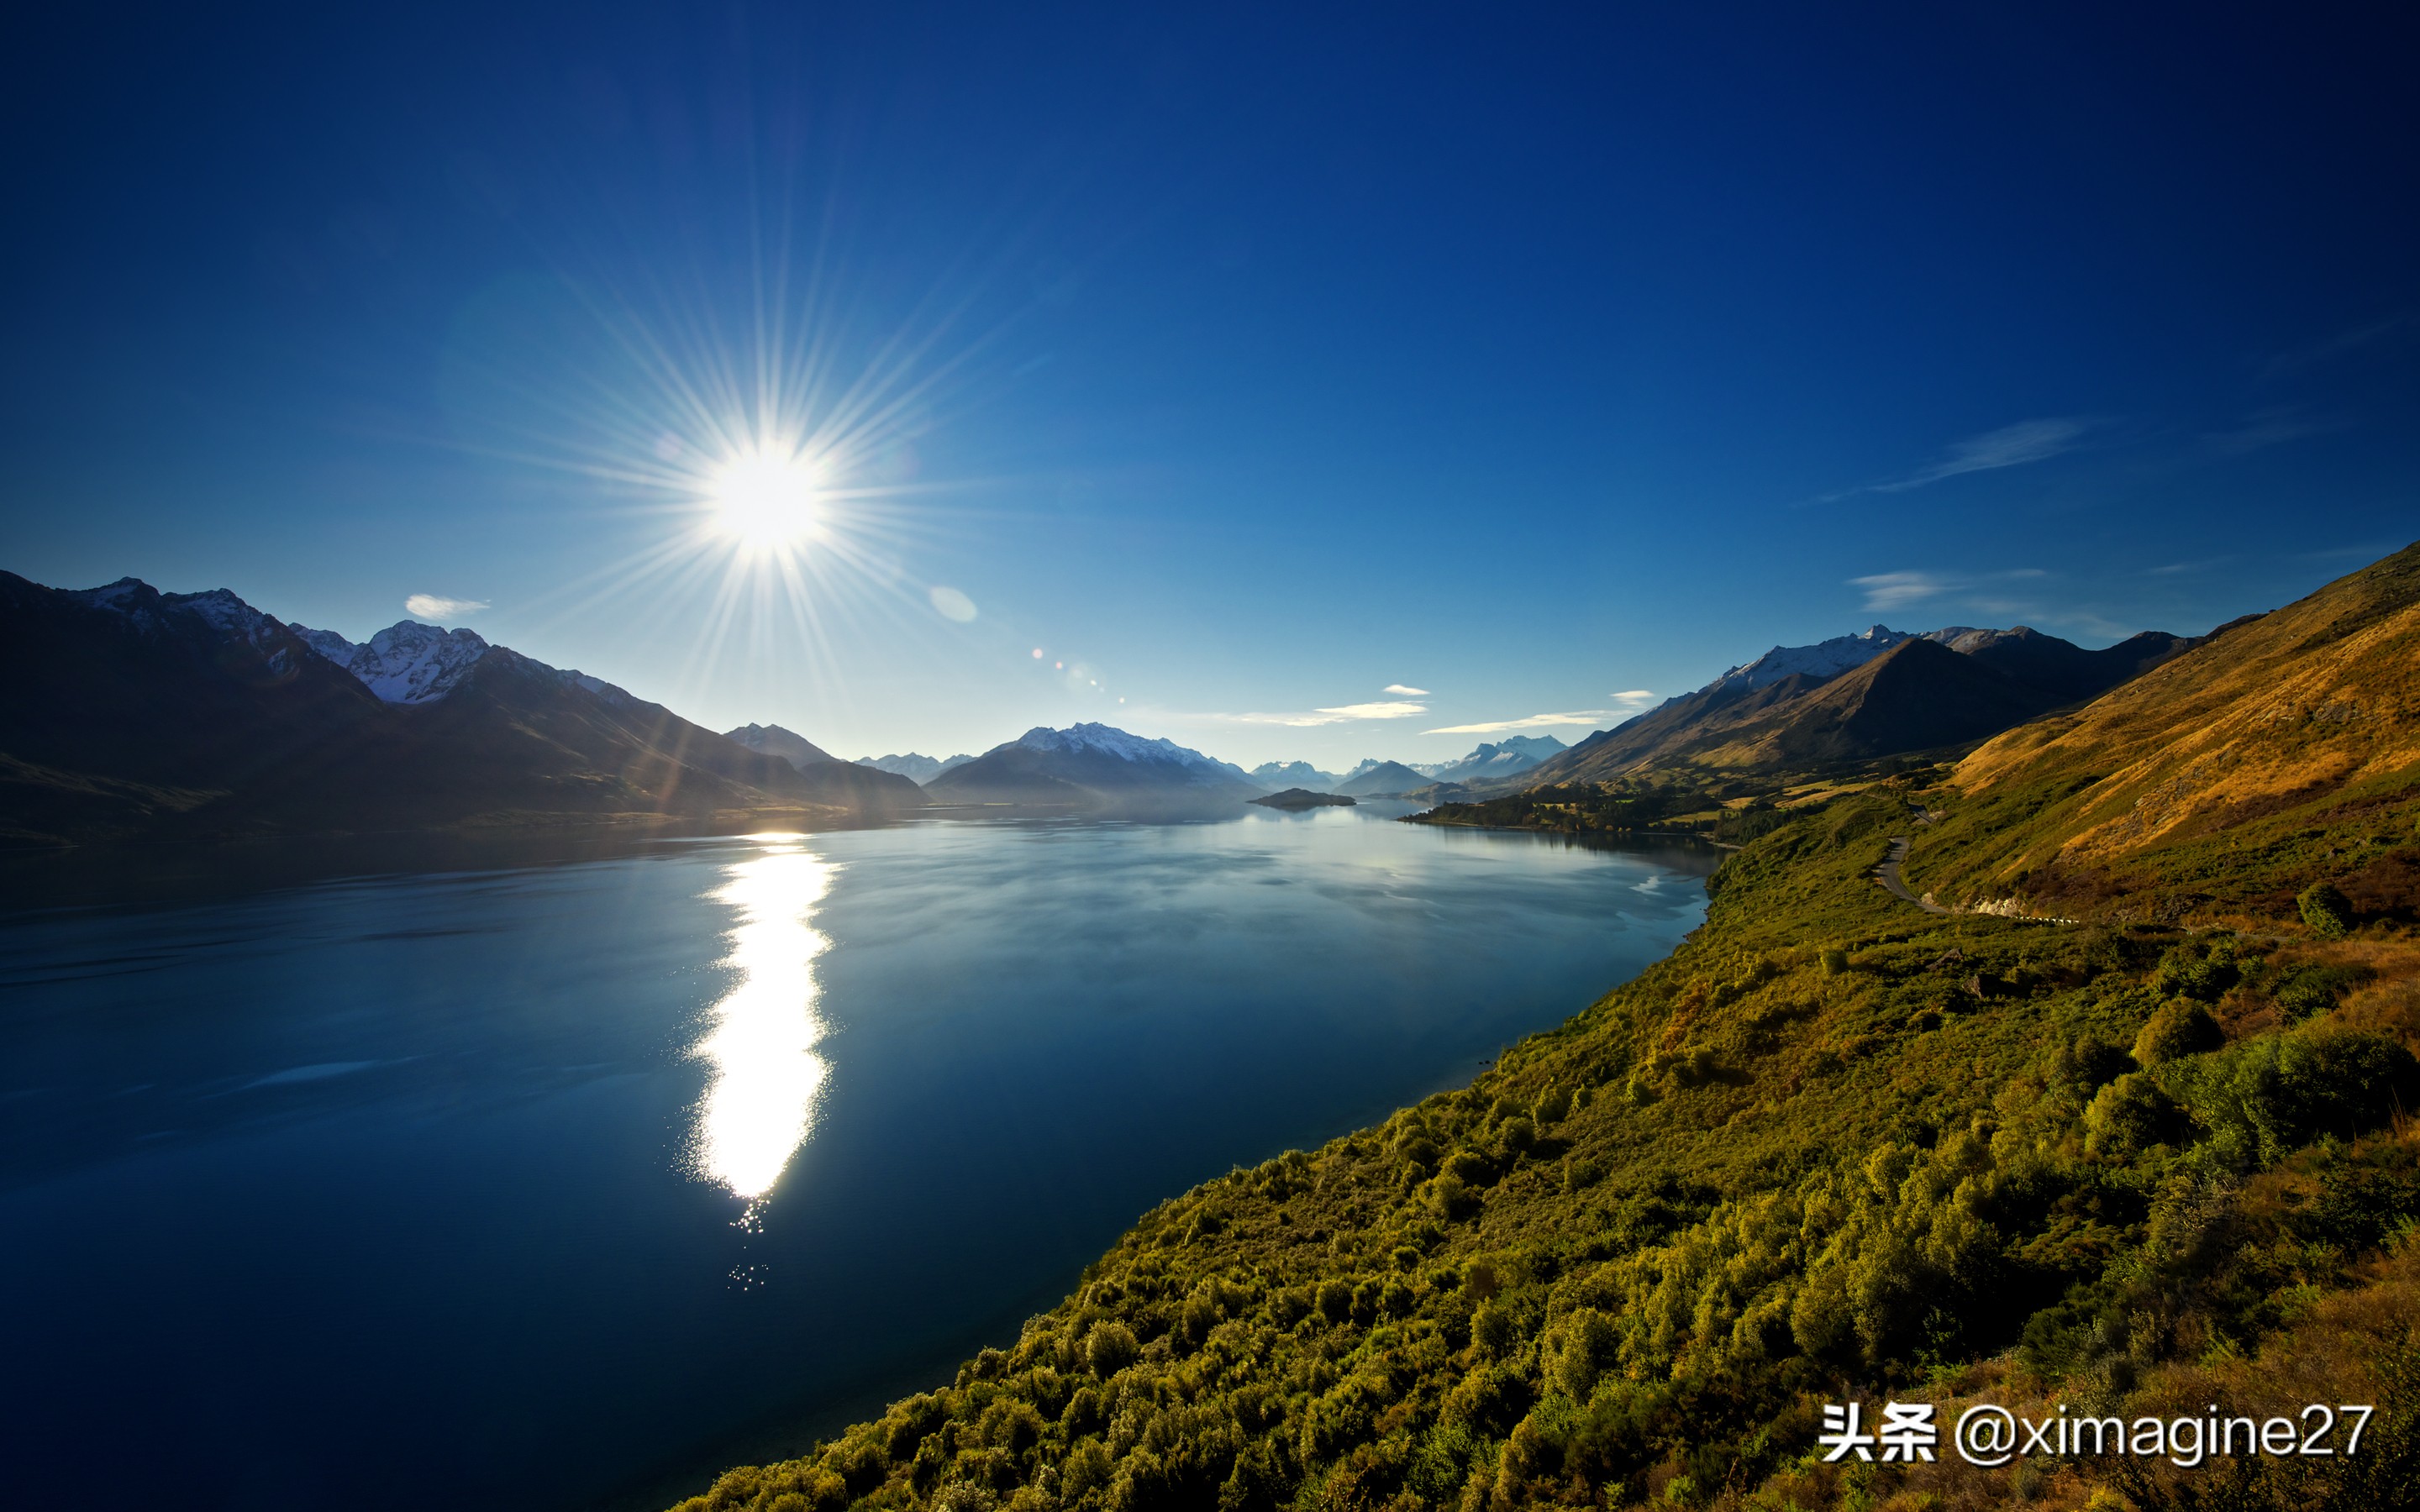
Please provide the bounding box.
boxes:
[1249,787,1356,810]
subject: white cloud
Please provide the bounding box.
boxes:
[1849,571,1956,610]
[1228,700,1428,727]
[1608,690,1654,706]
[1823,418,2094,502]
[1425,711,1618,735]
[1847,566,2049,612]
[1383,684,1429,696]
[928,585,978,622]
[405,594,488,620]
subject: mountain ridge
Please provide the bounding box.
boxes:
[0,573,918,843]
[926,722,1261,807]
[1523,620,2201,786]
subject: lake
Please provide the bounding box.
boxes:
[0,805,1715,1510]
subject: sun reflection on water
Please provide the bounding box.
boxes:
[690,838,835,1204]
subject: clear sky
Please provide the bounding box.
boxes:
[4,4,2416,769]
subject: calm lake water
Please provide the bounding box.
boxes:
[0,805,1714,1511]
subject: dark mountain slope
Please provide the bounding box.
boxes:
[1518,672,1833,786]
[1944,623,2200,702]
[1524,624,2199,786]
[0,573,899,843]
[1699,636,2065,767]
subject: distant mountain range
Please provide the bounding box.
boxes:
[1334,760,1434,797]
[854,752,976,784]
[928,723,1261,807]
[0,573,918,845]
[1411,734,1567,782]
[1249,759,1344,790]
[1523,621,2201,786]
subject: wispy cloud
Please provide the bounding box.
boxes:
[405,594,488,619]
[1823,417,2095,502]
[1383,684,1429,696]
[1847,567,2049,612]
[1848,571,1956,610]
[1425,710,1623,735]
[1228,700,1428,727]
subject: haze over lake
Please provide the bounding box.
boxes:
[0,804,1713,1512]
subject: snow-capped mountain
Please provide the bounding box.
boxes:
[290,618,649,711]
[71,578,305,675]
[290,621,494,704]
[855,752,976,784]
[1012,723,1257,783]
[927,722,1260,805]
[1701,624,1920,695]
[1413,734,1568,782]
[1249,759,1344,790]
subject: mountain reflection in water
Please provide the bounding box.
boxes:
[692,837,835,1202]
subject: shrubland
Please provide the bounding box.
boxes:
[674,545,2420,1512]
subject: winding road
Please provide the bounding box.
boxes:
[1874,836,1953,915]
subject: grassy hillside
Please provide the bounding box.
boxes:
[671,550,2420,1512]
[1909,541,2420,927]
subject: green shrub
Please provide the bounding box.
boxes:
[1498,1116,1539,1155]
[2300,881,2355,938]
[1084,1320,1139,1377]
[2275,963,2374,1021]
[2154,938,2242,1000]
[2086,1073,2187,1158]
[2170,1026,2420,1168]
[2133,1001,2224,1066]
[1470,1300,1516,1357]
[1428,1173,1476,1221]
[1546,1308,1618,1402]
[1819,948,1850,976]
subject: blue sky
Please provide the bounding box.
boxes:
[4,3,2416,768]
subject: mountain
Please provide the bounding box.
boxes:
[1333,759,1434,797]
[924,723,1261,806]
[855,752,976,785]
[1523,620,2200,786]
[1702,622,1918,693]
[0,574,914,844]
[1413,734,1568,782]
[725,722,839,768]
[709,722,928,807]
[1249,759,1344,790]
[1911,540,2420,921]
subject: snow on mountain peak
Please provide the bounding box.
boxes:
[73,579,299,672]
[1702,624,1919,695]
[1013,723,1250,781]
[290,619,492,704]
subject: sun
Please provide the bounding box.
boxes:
[708,447,823,549]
